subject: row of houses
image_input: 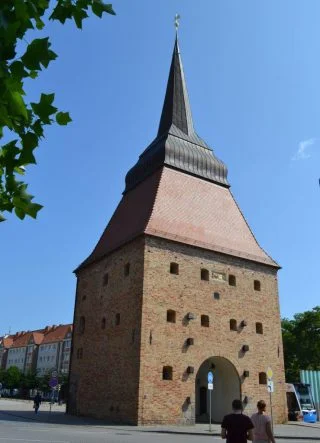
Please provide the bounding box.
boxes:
[0,324,72,376]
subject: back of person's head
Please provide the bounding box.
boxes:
[232,399,243,411]
[257,400,266,411]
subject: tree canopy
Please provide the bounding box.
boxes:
[282,306,320,382]
[0,0,115,222]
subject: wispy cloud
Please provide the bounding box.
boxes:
[292,138,317,160]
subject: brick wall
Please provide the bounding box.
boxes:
[138,236,286,424]
[68,234,286,424]
[68,238,145,423]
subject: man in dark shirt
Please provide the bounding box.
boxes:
[221,399,254,443]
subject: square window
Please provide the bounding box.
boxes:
[170,262,179,275]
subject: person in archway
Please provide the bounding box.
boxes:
[250,400,275,443]
[221,399,254,443]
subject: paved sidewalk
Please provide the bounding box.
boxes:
[0,399,319,440]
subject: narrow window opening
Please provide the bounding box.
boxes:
[170,262,179,275]
[254,280,261,291]
[229,274,236,286]
[101,317,106,329]
[230,319,237,331]
[115,313,120,326]
[256,322,263,334]
[103,273,109,286]
[124,263,130,276]
[79,316,85,334]
[201,268,209,281]
[77,348,83,359]
[201,315,210,327]
[131,329,135,344]
[163,366,173,380]
[167,310,176,323]
[213,292,220,300]
[259,372,267,385]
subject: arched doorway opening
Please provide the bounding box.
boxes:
[195,356,240,423]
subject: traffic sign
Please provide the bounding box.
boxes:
[208,371,214,383]
[208,383,213,390]
[49,377,58,388]
[267,380,274,393]
[267,367,273,380]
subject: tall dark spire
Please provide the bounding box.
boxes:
[157,36,194,137]
[124,36,229,193]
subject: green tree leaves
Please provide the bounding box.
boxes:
[56,112,72,126]
[282,306,320,382]
[0,1,115,222]
[21,38,57,70]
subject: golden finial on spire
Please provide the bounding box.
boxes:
[174,14,180,32]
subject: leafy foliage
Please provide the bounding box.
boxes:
[282,306,320,382]
[3,366,22,390]
[0,0,115,222]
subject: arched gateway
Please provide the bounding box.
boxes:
[196,357,241,423]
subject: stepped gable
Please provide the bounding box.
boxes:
[77,37,278,271]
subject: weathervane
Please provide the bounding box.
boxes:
[174,14,180,32]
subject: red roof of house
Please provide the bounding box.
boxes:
[11,331,44,348]
[79,167,278,269]
[41,324,72,344]
[0,336,14,349]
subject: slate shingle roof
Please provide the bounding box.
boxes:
[124,37,229,193]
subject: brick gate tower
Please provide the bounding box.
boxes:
[68,35,287,425]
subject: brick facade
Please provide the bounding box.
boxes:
[68,234,286,424]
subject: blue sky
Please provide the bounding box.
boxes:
[1,0,320,335]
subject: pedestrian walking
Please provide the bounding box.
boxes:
[251,400,275,443]
[221,399,254,443]
[33,392,42,414]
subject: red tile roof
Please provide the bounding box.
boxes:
[0,336,14,349]
[11,331,44,348]
[41,324,72,344]
[79,167,278,269]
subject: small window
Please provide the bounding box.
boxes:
[229,275,236,286]
[201,268,209,281]
[213,292,220,300]
[170,262,179,275]
[101,317,106,329]
[256,322,263,334]
[124,263,130,276]
[163,366,173,380]
[230,319,237,331]
[259,372,267,385]
[82,294,86,301]
[254,280,261,291]
[79,316,85,334]
[115,313,120,326]
[103,273,109,286]
[167,310,176,323]
[201,315,210,327]
[76,348,83,359]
